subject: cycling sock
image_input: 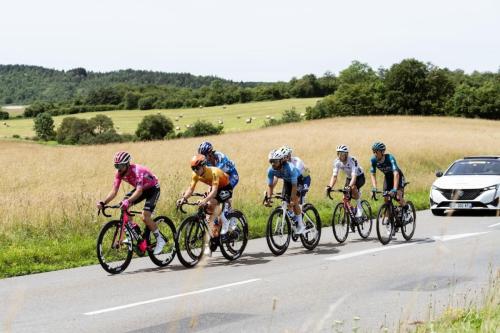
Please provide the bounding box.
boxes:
[296,213,303,225]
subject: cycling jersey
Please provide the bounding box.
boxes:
[190,166,230,189]
[207,152,239,188]
[113,164,158,191]
[333,156,364,178]
[267,162,300,185]
[291,156,310,177]
[370,153,401,176]
[207,152,237,174]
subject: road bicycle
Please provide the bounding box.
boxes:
[264,192,321,256]
[372,183,416,245]
[96,205,177,274]
[175,193,248,268]
[328,187,373,243]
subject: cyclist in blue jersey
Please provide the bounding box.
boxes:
[198,141,239,235]
[198,141,239,188]
[263,147,306,234]
[370,142,407,208]
[280,145,311,198]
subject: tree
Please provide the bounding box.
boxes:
[135,114,174,140]
[56,117,92,144]
[338,61,378,85]
[88,114,114,134]
[24,101,54,117]
[124,92,140,109]
[138,96,156,110]
[0,111,9,120]
[33,112,56,140]
[384,59,431,115]
[181,120,223,138]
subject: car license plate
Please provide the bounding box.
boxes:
[450,202,472,209]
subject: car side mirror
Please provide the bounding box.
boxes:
[435,171,443,177]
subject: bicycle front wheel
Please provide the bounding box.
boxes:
[266,208,291,256]
[357,200,373,239]
[332,203,349,243]
[300,203,321,250]
[146,216,177,267]
[96,220,133,274]
[376,203,394,245]
[175,216,206,268]
[220,210,248,261]
[401,201,416,241]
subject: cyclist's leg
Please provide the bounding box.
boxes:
[206,197,222,238]
[383,176,391,203]
[397,172,407,207]
[141,185,160,231]
[353,174,365,216]
[226,171,239,211]
[215,185,233,235]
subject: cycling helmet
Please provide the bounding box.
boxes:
[191,154,207,168]
[336,145,349,153]
[114,151,131,165]
[268,149,276,161]
[270,148,287,161]
[198,141,214,155]
[372,142,386,152]
[280,145,292,156]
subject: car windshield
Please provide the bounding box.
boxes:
[446,160,500,176]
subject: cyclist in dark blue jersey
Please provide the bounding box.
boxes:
[263,147,306,234]
[369,142,407,208]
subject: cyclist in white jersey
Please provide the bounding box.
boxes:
[280,145,311,197]
[326,145,366,217]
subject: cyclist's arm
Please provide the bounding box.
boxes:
[102,188,119,205]
[201,174,219,204]
[127,186,143,204]
[328,174,337,188]
[370,173,377,190]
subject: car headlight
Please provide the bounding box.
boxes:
[483,184,499,191]
[431,185,441,191]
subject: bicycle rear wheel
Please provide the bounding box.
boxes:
[96,220,133,274]
[401,201,416,241]
[357,200,373,239]
[332,203,349,243]
[175,216,206,268]
[220,210,248,261]
[146,216,177,267]
[266,208,291,256]
[376,203,394,245]
[300,203,321,250]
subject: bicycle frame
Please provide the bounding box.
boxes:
[99,205,144,251]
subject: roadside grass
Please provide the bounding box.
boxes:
[0,115,499,278]
[414,271,500,332]
[0,98,317,139]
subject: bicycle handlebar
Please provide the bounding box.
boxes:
[327,188,351,200]
[176,193,207,214]
[98,204,141,218]
[262,192,285,206]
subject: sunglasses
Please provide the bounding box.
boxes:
[114,163,127,170]
[191,165,202,171]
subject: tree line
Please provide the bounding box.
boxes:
[305,59,499,120]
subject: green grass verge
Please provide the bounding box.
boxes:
[0,191,428,279]
[414,274,499,332]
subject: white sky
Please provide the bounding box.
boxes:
[0,0,499,81]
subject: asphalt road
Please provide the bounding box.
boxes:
[1,210,499,333]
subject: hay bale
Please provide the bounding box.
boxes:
[245,118,252,124]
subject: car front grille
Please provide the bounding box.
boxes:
[438,189,483,200]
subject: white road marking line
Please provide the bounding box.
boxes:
[314,293,350,331]
[488,222,500,228]
[326,231,491,261]
[432,231,490,241]
[84,278,261,316]
[325,242,420,261]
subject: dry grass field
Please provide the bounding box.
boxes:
[2,115,499,233]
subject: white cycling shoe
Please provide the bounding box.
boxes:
[153,236,166,255]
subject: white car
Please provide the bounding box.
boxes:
[429,156,500,216]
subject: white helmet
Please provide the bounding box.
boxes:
[270,148,287,161]
[336,145,349,153]
[268,149,276,160]
[280,145,292,156]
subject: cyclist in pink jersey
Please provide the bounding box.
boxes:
[97,151,165,255]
